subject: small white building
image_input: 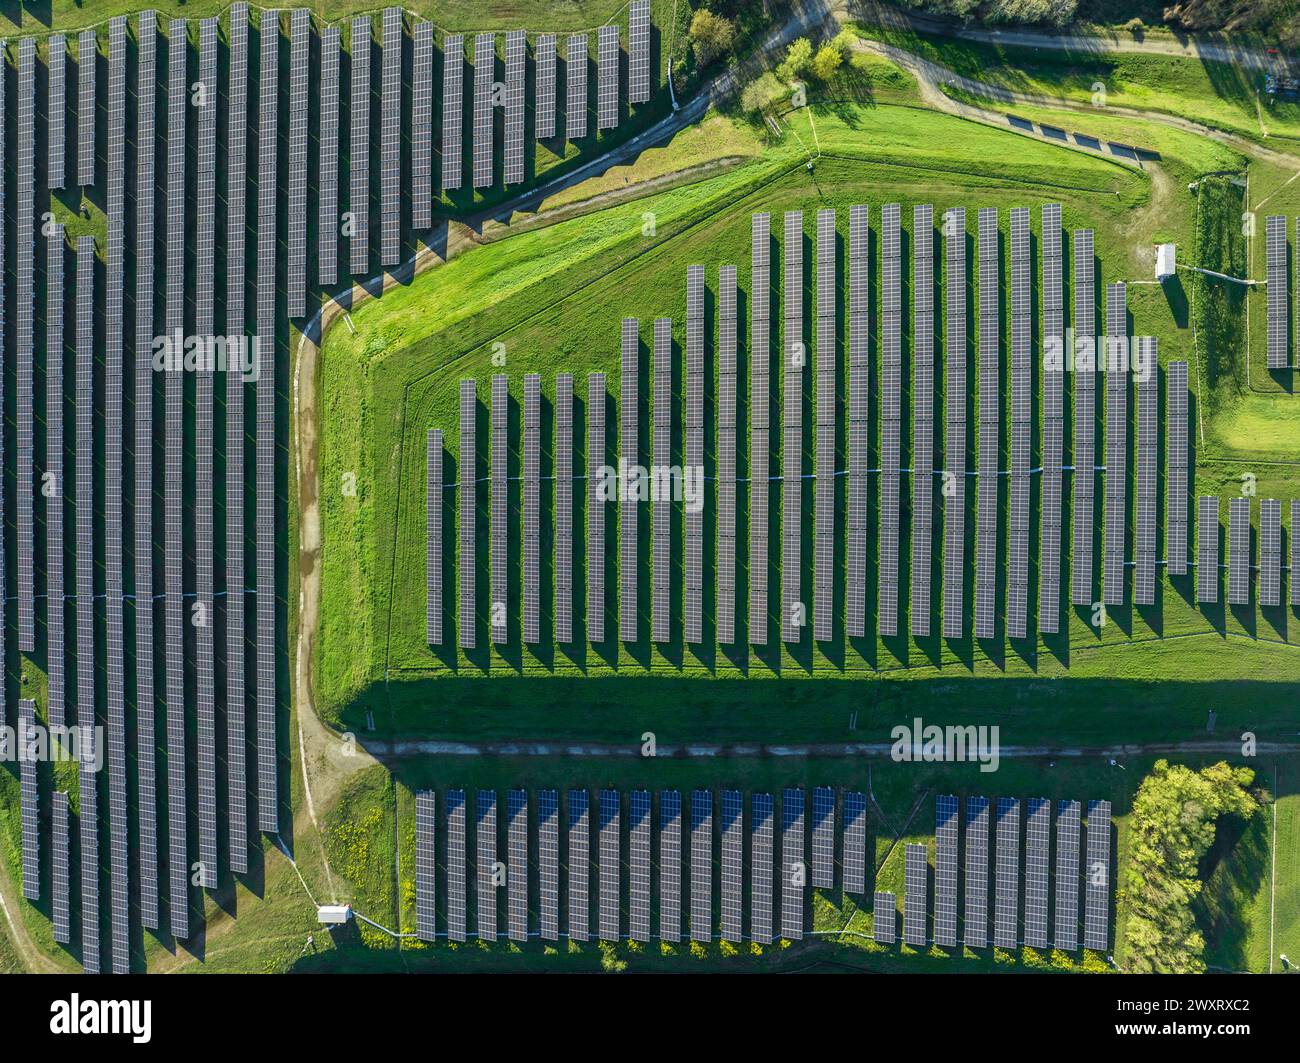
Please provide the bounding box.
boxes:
[317,904,353,925]
[1156,243,1176,280]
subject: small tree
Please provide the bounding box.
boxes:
[776,37,814,83]
[812,43,843,81]
[689,9,737,67]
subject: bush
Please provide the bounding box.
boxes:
[740,71,787,112]
[812,43,844,81]
[776,37,814,82]
[689,9,737,67]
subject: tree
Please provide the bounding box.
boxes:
[689,10,737,67]
[776,37,813,83]
[811,44,843,81]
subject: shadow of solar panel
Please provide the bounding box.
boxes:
[568,789,590,942]
[447,789,467,942]
[720,790,743,942]
[555,375,575,642]
[718,266,739,644]
[1197,495,1219,603]
[523,375,541,644]
[842,791,867,895]
[380,9,402,264]
[942,208,967,639]
[350,16,372,272]
[690,790,712,941]
[1166,362,1190,576]
[659,790,681,942]
[565,33,588,140]
[441,34,464,190]
[750,793,774,944]
[620,320,639,642]
[993,797,1020,948]
[781,212,804,645]
[903,844,928,946]
[598,789,620,941]
[427,430,444,644]
[629,790,651,941]
[963,796,989,948]
[780,787,805,939]
[587,373,607,641]
[1024,798,1050,948]
[1083,800,1111,950]
[459,381,477,648]
[507,789,528,942]
[415,791,437,941]
[412,23,433,229]
[1054,799,1080,950]
[934,795,958,946]
[653,316,672,644]
[597,25,619,130]
[750,213,772,644]
[538,790,560,940]
[1072,230,1097,607]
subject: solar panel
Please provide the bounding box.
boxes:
[842,792,867,894]
[1260,498,1282,607]
[942,208,967,639]
[780,787,804,939]
[629,790,651,941]
[1197,496,1219,603]
[751,213,772,644]
[750,793,774,943]
[507,789,528,942]
[813,210,836,642]
[963,797,989,948]
[350,16,372,273]
[565,33,588,140]
[441,34,464,190]
[412,23,433,230]
[17,39,35,653]
[472,33,494,188]
[587,373,608,641]
[880,203,903,636]
[1228,497,1250,605]
[781,212,804,644]
[77,29,96,186]
[415,790,436,941]
[620,320,639,642]
[629,0,651,103]
[903,844,927,946]
[491,376,508,645]
[46,231,66,734]
[555,374,575,643]
[447,789,467,942]
[1024,798,1050,948]
[685,268,705,645]
[659,790,681,942]
[535,34,558,139]
[690,790,712,941]
[1135,341,1158,605]
[1054,800,1081,950]
[1103,283,1128,605]
[1040,204,1065,632]
[49,35,67,188]
[568,790,590,941]
[135,8,162,924]
[597,24,619,130]
[19,699,39,900]
[52,792,72,943]
[255,8,279,837]
[720,790,743,942]
[225,4,251,879]
[288,10,310,310]
[598,790,620,941]
[873,892,897,945]
[165,21,191,937]
[975,207,999,640]
[459,381,477,648]
[912,205,936,637]
[993,797,1020,948]
[427,430,444,643]
[810,786,834,889]
[504,30,525,185]
[1293,501,1300,607]
[1083,800,1112,950]
[319,25,341,285]
[1266,215,1288,368]
[380,8,402,264]
[523,375,541,644]
[847,204,869,637]
[1007,208,1031,638]
[476,790,498,941]
[1072,230,1097,606]
[934,795,958,947]
[653,316,672,644]
[1166,362,1190,576]
[717,265,738,644]
[539,790,560,940]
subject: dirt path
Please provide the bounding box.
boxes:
[0,869,64,973]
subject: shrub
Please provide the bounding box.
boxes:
[811,44,844,81]
[689,10,737,67]
[776,37,814,82]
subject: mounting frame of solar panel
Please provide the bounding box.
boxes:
[1072,229,1098,606]
[415,790,436,941]
[538,789,560,940]
[504,30,525,185]
[350,16,372,272]
[993,797,1020,948]
[912,205,936,637]
[1166,361,1190,576]
[446,789,467,941]
[319,25,341,285]
[750,793,774,943]
[596,24,619,130]
[717,265,738,644]
[620,319,639,642]
[441,34,464,190]
[476,790,497,941]
[17,39,36,653]
[750,213,772,644]
[659,790,682,942]
[974,207,999,640]
[903,843,927,946]
[490,376,508,644]
[880,204,902,637]
[1266,215,1288,368]
[535,34,557,139]
[1260,498,1281,607]
[427,430,443,644]
[1054,799,1081,950]
[629,790,651,941]
[934,795,958,947]
[49,35,67,187]
[459,381,477,648]
[566,33,588,140]
[1135,339,1158,604]
[507,789,528,942]
[288,10,310,311]
[652,316,672,644]
[719,790,743,941]
[411,23,433,230]
[690,790,713,941]
[842,791,867,895]
[813,210,836,642]
[568,790,591,941]
[587,373,607,641]
[942,208,967,639]
[963,796,989,947]
[810,786,834,889]
[1228,496,1250,605]
[780,787,805,939]
[629,0,651,103]
[1040,204,1065,632]
[380,8,402,264]
[1024,798,1051,948]
[1103,283,1128,605]
[846,204,869,637]
[781,211,804,644]
[523,375,541,644]
[77,29,96,186]
[1197,495,1219,603]
[1083,800,1112,950]
[685,269,705,644]
[555,374,574,642]
[1007,208,1031,638]
[472,33,494,188]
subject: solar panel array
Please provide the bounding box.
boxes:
[491,376,508,645]
[720,790,743,941]
[814,211,836,642]
[566,34,588,140]
[1103,283,1128,604]
[539,790,560,940]
[1266,215,1288,368]
[880,204,902,637]
[780,788,804,939]
[1135,341,1158,605]
[847,205,869,638]
[690,790,713,940]
[459,381,477,648]
[288,10,310,312]
[630,1,652,103]
[555,375,575,642]
[1072,230,1097,606]
[1040,204,1065,631]
[476,789,497,941]
[750,214,772,644]
[934,795,958,946]
[569,790,591,942]
[810,786,834,889]
[1165,362,1190,577]
[993,797,1020,948]
[1260,498,1282,607]
[507,790,528,942]
[380,8,403,264]
[535,34,558,139]
[1054,800,1081,950]
[1008,208,1031,638]
[441,35,464,190]
[629,791,651,941]
[412,23,433,230]
[49,35,66,188]
[447,789,467,942]
[523,375,541,644]
[350,16,372,273]
[751,793,774,943]
[717,266,739,644]
[1197,495,1219,603]
[427,430,444,644]
[415,791,436,941]
[942,209,967,639]
[504,31,526,185]
[587,373,607,641]
[78,29,96,186]
[472,34,494,188]
[874,893,897,944]
[975,208,999,640]
[597,25,619,130]
[903,844,927,946]
[781,212,804,644]
[842,792,867,895]
[598,790,619,940]
[1083,800,1112,951]
[963,797,989,948]
[621,319,639,642]
[1024,798,1050,948]
[653,316,672,644]
[659,790,681,942]
[1228,497,1250,605]
[686,269,705,644]
[319,25,341,284]
[46,231,66,733]
[17,39,35,653]
[912,205,936,637]
[19,700,39,900]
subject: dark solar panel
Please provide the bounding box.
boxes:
[507,789,528,943]
[535,34,557,139]
[412,23,433,230]
[629,790,651,941]
[19,700,39,900]
[810,786,834,889]
[685,269,705,644]
[620,320,639,642]
[659,790,681,942]
[629,0,651,103]
[1135,340,1158,605]
[441,34,464,190]
[427,430,444,644]
[912,204,936,636]
[1266,215,1288,368]
[77,29,96,186]
[476,789,498,941]
[596,24,619,130]
[380,8,402,264]
[750,793,774,943]
[1260,498,1281,607]
[415,791,436,941]
[934,795,958,947]
[1083,800,1112,950]
[319,25,341,285]
[847,204,869,637]
[350,16,372,273]
[652,316,672,644]
[780,788,805,939]
[814,210,836,642]
[491,376,508,645]
[447,789,467,942]
[719,790,743,941]
[565,33,588,140]
[1054,799,1081,950]
[472,33,494,188]
[689,790,713,941]
[717,266,738,644]
[942,208,967,639]
[975,207,999,639]
[504,30,525,185]
[963,797,989,948]
[1024,798,1050,948]
[993,797,1021,948]
[17,40,35,653]
[880,204,902,636]
[288,10,310,309]
[750,213,772,644]
[842,791,867,895]
[781,212,804,644]
[1008,208,1031,638]
[598,789,620,941]
[555,374,574,642]
[1072,230,1097,606]
[523,375,541,644]
[1197,495,1219,603]
[539,790,560,940]
[873,892,897,945]
[48,35,67,188]
[903,844,927,946]
[1166,362,1190,576]
[45,231,67,734]
[567,790,590,942]
[1040,204,1065,631]
[1228,497,1250,605]
[459,381,477,648]
[587,373,607,641]
[1103,283,1128,605]
[52,792,72,943]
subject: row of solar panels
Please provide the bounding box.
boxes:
[1264,214,1296,369]
[425,204,1288,652]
